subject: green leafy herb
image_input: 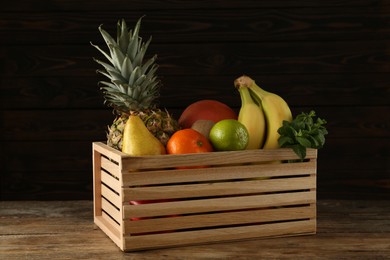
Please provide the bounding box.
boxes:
[278,110,328,160]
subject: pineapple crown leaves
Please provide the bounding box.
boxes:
[90,16,160,113]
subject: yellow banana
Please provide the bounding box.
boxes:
[235,84,266,149]
[235,75,292,149]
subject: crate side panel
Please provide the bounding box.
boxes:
[124,204,316,234]
[123,175,316,201]
[123,191,316,218]
[123,219,316,251]
[122,161,316,186]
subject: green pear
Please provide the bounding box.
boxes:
[122,115,166,156]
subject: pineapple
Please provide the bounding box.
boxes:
[91,17,179,150]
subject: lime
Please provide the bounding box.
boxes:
[209,119,249,151]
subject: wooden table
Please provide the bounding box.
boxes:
[1,200,389,259]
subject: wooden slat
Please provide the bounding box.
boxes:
[1,0,380,12]
[2,6,390,45]
[101,185,120,208]
[121,148,317,170]
[0,110,110,141]
[101,197,121,224]
[123,176,316,201]
[124,219,316,251]
[2,75,390,109]
[2,41,390,77]
[124,204,316,234]
[100,156,121,180]
[100,169,120,193]
[101,211,120,228]
[122,160,316,186]
[2,106,390,140]
[123,191,316,218]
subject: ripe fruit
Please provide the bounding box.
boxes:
[235,75,292,149]
[178,100,237,129]
[122,115,166,156]
[91,17,179,151]
[191,120,215,140]
[167,129,214,155]
[209,119,249,151]
[167,129,213,169]
[236,84,266,149]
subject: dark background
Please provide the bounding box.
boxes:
[1,0,389,200]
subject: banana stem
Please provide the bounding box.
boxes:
[234,75,255,89]
[235,75,268,99]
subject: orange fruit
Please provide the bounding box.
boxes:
[167,129,213,169]
[167,129,214,154]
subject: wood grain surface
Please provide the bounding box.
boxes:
[0,200,389,259]
[0,0,389,200]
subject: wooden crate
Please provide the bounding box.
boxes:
[93,142,317,251]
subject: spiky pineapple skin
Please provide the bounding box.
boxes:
[92,17,180,151]
[107,109,179,150]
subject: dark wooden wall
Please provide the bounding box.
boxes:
[1,0,389,200]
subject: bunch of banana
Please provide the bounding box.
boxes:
[235,75,292,149]
[236,84,266,149]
